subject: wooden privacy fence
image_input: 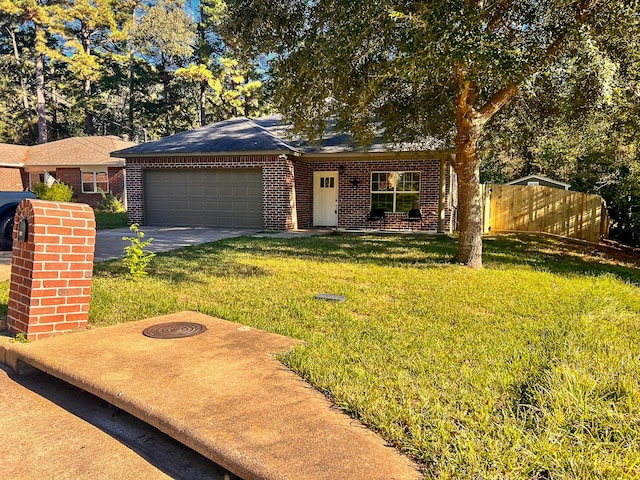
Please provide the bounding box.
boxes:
[482,184,609,243]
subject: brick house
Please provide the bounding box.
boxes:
[0,136,134,208]
[113,116,458,232]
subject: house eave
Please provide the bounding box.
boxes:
[298,149,455,160]
[114,149,301,159]
[0,162,24,168]
[24,162,125,171]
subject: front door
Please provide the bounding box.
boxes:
[313,171,339,227]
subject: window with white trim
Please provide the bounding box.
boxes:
[371,171,420,213]
[82,170,108,193]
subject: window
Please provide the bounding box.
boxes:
[82,171,108,193]
[29,171,56,188]
[371,171,420,213]
[319,176,335,188]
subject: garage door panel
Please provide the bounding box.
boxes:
[144,169,263,227]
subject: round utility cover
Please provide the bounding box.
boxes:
[142,322,207,339]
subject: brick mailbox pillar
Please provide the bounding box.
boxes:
[7,199,96,341]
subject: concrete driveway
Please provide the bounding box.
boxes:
[94,226,261,261]
[0,227,327,276]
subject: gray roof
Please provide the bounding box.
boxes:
[113,115,447,157]
[506,175,571,189]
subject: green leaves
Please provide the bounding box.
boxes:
[122,223,156,280]
[131,0,196,67]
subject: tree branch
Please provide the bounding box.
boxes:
[478,84,518,120]
[485,0,517,32]
[479,0,601,121]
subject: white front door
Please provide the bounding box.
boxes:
[313,171,339,227]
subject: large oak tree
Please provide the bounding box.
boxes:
[223,0,640,267]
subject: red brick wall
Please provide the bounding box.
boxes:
[125,155,454,231]
[54,167,126,209]
[125,155,298,230]
[7,199,96,341]
[0,167,25,191]
[294,161,312,228]
[299,158,455,231]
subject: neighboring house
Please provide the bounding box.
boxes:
[0,136,135,208]
[113,115,458,232]
[0,144,29,191]
[506,175,571,190]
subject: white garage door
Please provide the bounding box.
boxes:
[144,169,263,227]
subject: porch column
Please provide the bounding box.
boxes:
[437,157,448,233]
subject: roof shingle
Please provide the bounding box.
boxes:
[113,115,448,157]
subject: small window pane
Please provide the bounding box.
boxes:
[397,172,420,192]
[396,193,419,212]
[372,172,393,192]
[82,182,94,192]
[82,172,94,182]
[371,193,393,211]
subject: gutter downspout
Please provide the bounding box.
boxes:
[123,167,128,212]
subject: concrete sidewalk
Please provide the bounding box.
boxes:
[0,362,237,480]
[1,312,422,480]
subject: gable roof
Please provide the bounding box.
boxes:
[0,144,29,166]
[0,136,135,169]
[113,117,297,157]
[113,115,449,158]
[506,175,571,189]
[27,136,135,168]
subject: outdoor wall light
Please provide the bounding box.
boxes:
[338,165,346,175]
[350,177,360,189]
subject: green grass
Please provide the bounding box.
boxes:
[94,211,127,230]
[14,233,640,478]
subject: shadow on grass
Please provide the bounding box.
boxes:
[93,245,269,284]
[93,232,640,285]
[483,234,640,283]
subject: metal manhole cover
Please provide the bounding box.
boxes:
[142,322,207,339]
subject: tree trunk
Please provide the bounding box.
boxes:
[163,74,170,136]
[453,126,484,268]
[50,62,59,140]
[452,79,484,268]
[129,46,135,138]
[160,58,171,136]
[84,76,94,135]
[35,51,47,144]
[200,80,207,126]
[8,28,29,110]
[82,23,95,135]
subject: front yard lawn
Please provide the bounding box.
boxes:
[85,234,640,477]
[94,211,127,230]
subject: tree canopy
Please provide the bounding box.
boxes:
[0,0,270,144]
[224,0,640,263]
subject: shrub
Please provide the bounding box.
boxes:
[122,223,155,279]
[98,191,126,213]
[32,181,74,202]
[31,182,48,199]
